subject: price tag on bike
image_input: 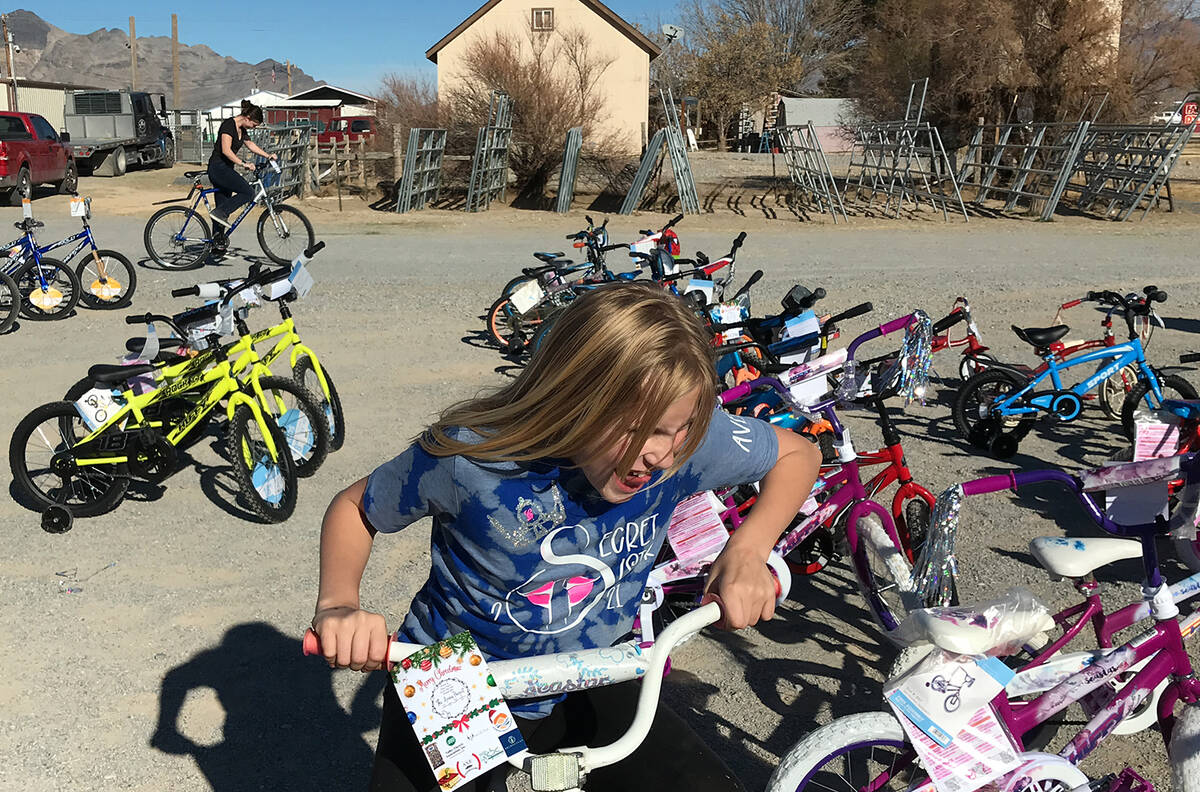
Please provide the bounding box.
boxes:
[70,196,90,218]
[885,651,1018,792]
[393,631,527,789]
[288,260,315,299]
[509,280,544,314]
[74,387,118,431]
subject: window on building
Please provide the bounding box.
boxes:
[531,8,554,31]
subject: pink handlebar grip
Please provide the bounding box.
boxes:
[720,383,753,405]
[961,474,1016,496]
[303,628,321,657]
[879,316,911,336]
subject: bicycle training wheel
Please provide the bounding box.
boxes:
[293,356,346,452]
[257,205,315,265]
[0,271,17,333]
[226,402,298,523]
[144,206,212,270]
[76,249,137,309]
[253,375,329,478]
[1119,373,1197,440]
[14,257,81,320]
[9,401,129,518]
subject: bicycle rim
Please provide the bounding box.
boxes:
[789,738,916,791]
[852,512,917,635]
[239,420,286,505]
[259,206,310,264]
[16,406,125,512]
[149,209,209,268]
[18,261,75,317]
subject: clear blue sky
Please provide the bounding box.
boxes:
[31,1,682,95]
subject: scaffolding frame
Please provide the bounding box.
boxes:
[395,128,447,213]
[775,122,848,222]
[956,122,1089,217]
[465,91,513,213]
[844,120,967,220]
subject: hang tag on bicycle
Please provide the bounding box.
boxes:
[288,260,314,299]
[74,387,119,431]
[885,651,1018,792]
[509,279,544,314]
[666,490,730,567]
[393,631,527,789]
[70,195,91,218]
[21,197,33,219]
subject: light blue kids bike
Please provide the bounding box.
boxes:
[953,288,1195,458]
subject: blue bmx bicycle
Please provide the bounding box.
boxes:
[953,288,1196,458]
[1,218,81,321]
[142,160,314,270]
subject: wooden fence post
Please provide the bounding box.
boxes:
[359,137,367,195]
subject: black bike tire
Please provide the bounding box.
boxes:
[144,205,212,270]
[0,270,17,334]
[1120,373,1198,440]
[256,205,315,265]
[9,401,129,517]
[75,249,138,309]
[226,402,298,523]
[293,356,346,451]
[253,375,330,478]
[952,368,1034,444]
[15,257,81,321]
[501,275,534,296]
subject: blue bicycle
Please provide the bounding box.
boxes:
[2,196,136,312]
[1,218,81,321]
[953,288,1196,458]
[142,161,314,270]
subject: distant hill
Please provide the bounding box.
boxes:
[6,8,322,109]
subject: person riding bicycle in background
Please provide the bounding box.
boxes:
[207,100,275,233]
[311,282,821,791]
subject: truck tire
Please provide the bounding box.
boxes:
[97,146,127,177]
[55,160,79,194]
[159,137,175,169]
[6,166,30,205]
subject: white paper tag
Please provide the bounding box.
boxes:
[886,654,1019,792]
[666,491,730,565]
[509,280,544,314]
[289,261,314,299]
[70,196,90,218]
[74,387,118,431]
[393,632,527,788]
[21,197,32,218]
[1134,420,1180,461]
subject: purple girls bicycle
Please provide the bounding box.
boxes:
[642,313,935,643]
[768,453,1200,792]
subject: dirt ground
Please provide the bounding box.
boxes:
[3,169,1200,791]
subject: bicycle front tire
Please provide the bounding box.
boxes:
[257,204,315,265]
[1170,703,1200,792]
[0,270,17,333]
[76,249,137,309]
[144,206,212,270]
[253,375,329,478]
[15,257,81,320]
[293,356,346,452]
[226,402,298,523]
[766,712,914,792]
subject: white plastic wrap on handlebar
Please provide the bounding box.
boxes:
[197,283,222,300]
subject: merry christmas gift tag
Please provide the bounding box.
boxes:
[392,632,526,789]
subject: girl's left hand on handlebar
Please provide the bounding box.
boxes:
[701,542,778,630]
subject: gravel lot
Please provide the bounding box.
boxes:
[3,180,1200,791]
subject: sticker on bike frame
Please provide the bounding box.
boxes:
[74,387,119,431]
[391,631,522,787]
[509,279,544,314]
[886,652,1019,792]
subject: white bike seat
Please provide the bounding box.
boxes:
[1029,536,1142,579]
[895,593,1055,656]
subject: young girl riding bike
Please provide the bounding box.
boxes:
[312,282,821,791]
[207,100,275,230]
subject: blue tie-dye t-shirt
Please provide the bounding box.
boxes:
[362,406,777,718]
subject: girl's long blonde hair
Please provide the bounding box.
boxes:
[422,282,717,477]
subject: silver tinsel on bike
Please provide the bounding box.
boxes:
[912,484,963,607]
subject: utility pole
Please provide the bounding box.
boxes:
[171,14,180,109]
[286,60,292,95]
[129,16,137,91]
[1,15,17,111]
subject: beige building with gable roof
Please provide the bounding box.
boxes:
[426,0,660,153]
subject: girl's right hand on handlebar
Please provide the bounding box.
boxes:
[311,606,390,672]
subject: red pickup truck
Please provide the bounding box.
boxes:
[318,116,377,145]
[0,111,77,205]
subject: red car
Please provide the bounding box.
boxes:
[0,111,77,205]
[318,116,377,145]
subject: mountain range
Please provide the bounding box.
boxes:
[6,9,322,109]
